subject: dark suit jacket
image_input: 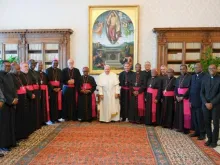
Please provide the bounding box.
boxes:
[200,74,220,110]
[189,72,206,108]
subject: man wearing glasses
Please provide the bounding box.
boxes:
[201,64,220,148]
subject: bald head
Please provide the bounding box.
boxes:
[83,67,89,76]
[167,68,174,78]
[194,63,202,74]
[67,59,74,69]
[151,68,158,77]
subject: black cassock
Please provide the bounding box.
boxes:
[161,76,176,128]
[142,70,151,86]
[174,73,191,132]
[11,73,30,140]
[28,69,41,129]
[145,76,162,125]
[38,71,49,123]
[62,67,81,121]
[119,71,133,120]
[0,71,17,148]
[19,72,36,134]
[78,76,97,121]
[45,67,62,122]
[129,72,146,123]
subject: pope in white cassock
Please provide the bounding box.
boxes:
[97,65,120,122]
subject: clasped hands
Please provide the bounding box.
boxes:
[12,98,19,105]
[53,88,61,92]
[99,94,120,100]
[176,96,183,102]
[68,79,75,85]
[81,89,91,94]
[205,103,213,110]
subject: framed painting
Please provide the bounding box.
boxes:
[89,5,139,74]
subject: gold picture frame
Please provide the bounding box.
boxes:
[89,5,139,74]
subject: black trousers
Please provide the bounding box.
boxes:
[191,107,205,136]
[203,107,220,144]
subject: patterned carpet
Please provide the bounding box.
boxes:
[0,122,220,165]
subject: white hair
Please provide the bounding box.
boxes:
[104,65,110,69]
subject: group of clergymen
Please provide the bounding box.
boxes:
[0,59,220,158]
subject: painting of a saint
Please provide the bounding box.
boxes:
[89,6,139,74]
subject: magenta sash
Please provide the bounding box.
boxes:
[147,88,158,123]
[121,86,129,90]
[40,85,50,121]
[163,91,175,97]
[50,81,62,111]
[17,86,27,95]
[133,87,145,117]
[81,83,96,117]
[178,88,191,129]
[33,84,39,90]
[49,81,60,87]
[25,85,34,91]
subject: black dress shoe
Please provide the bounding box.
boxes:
[197,136,205,140]
[209,143,217,148]
[0,153,4,157]
[204,140,212,146]
[190,133,199,137]
[183,130,190,134]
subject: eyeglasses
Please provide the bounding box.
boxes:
[208,68,216,70]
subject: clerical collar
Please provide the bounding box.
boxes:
[210,74,216,79]
[196,71,203,77]
[145,70,150,72]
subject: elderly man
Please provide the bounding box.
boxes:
[201,64,220,148]
[161,68,176,128]
[20,62,36,134]
[97,65,120,122]
[78,67,97,122]
[10,63,30,140]
[142,61,152,85]
[62,59,81,121]
[145,68,162,125]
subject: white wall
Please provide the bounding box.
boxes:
[0,0,220,73]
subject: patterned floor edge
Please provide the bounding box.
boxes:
[1,122,220,165]
[146,127,170,165]
[15,123,67,165]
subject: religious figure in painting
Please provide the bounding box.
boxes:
[106,11,121,44]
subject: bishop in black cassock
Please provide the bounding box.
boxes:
[78,67,97,121]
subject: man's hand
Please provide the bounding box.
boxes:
[68,79,75,85]
[12,98,18,105]
[85,90,91,94]
[176,96,180,102]
[154,99,158,104]
[0,101,4,108]
[133,91,139,96]
[115,94,120,99]
[32,94,35,99]
[100,95,104,100]
[179,97,183,101]
[205,103,213,110]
